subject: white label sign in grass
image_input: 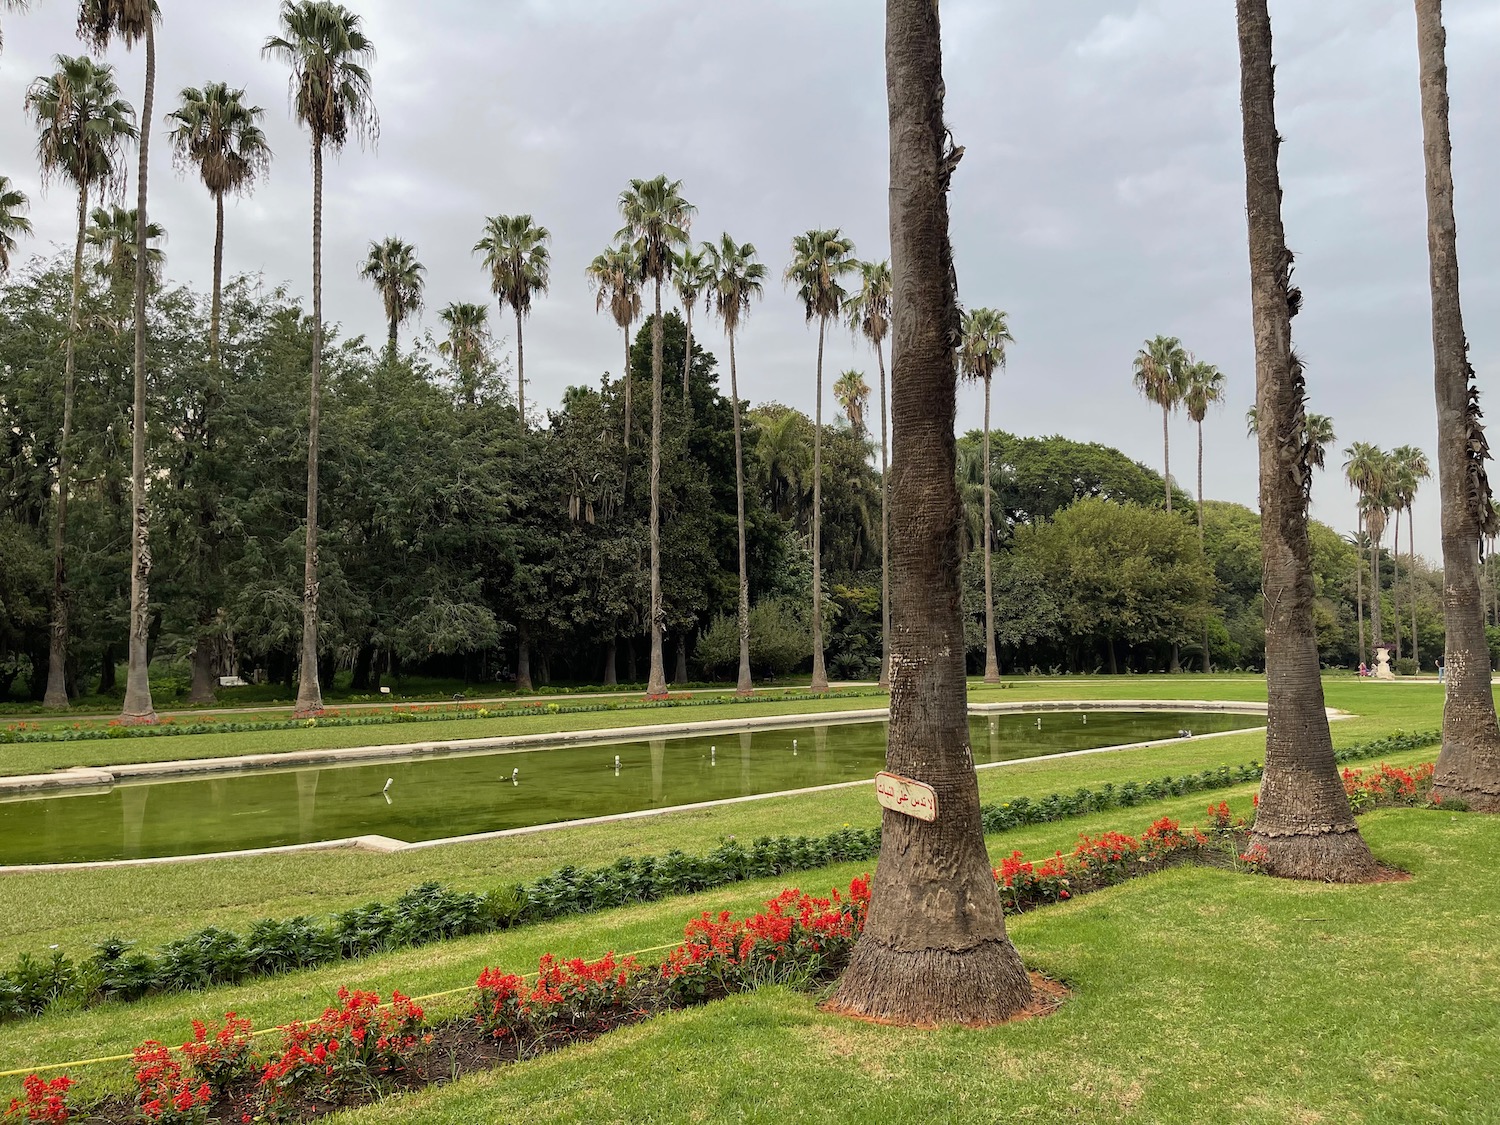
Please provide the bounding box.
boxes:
[875,772,938,822]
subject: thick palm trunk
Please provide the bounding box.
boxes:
[646,285,668,697]
[43,185,91,710]
[829,0,1032,1026]
[1238,0,1375,879]
[296,142,325,716]
[1416,0,1500,810]
[981,376,999,682]
[810,315,829,692]
[729,329,753,694]
[1410,507,1420,666]
[386,315,397,358]
[876,339,891,690]
[121,24,158,724]
[1197,420,1212,672]
[1162,404,1172,512]
[514,305,525,429]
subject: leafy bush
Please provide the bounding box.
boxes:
[1394,657,1418,676]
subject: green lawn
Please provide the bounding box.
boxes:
[0,676,1470,1123]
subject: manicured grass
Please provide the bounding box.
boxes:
[0,679,1443,963]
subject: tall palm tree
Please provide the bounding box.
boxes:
[475,213,550,427]
[753,407,812,522]
[1183,359,1225,672]
[80,0,161,723]
[1344,442,1390,650]
[958,306,1012,684]
[359,236,423,358]
[264,0,377,716]
[1236,0,1374,879]
[585,242,641,464]
[830,0,1031,1027]
[1132,335,1188,511]
[438,301,490,406]
[165,82,271,367]
[1391,444,1431,667]
[845,260,893,688]
[616,175,693,698]
[832,369,870,436]
[26,53,137,710]
[785,227,857,693]
[0,177,31,276]
[672,243,710,405]
[86,204,164,299]
[703,233,766,695]
[1414,0,1500,810]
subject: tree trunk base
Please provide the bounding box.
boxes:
[188,640,217,705]
[1248,825,1378,882]
[825,936,1033,1027]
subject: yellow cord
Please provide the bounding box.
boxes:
[0,940,687,1080]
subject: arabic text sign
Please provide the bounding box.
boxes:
[875,771,938,822]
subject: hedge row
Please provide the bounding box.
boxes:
[0,728,1437,1023]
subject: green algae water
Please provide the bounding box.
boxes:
[0,710,1260,865]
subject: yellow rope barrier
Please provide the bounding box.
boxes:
[0,940,687,1080]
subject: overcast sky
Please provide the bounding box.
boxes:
[3,0,1497,559]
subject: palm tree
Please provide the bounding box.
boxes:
[829,0,1031,1027]
[26,53,137,710]
[165,82,271,367]
[1236,0,1374,879]
[845,260,893,687]
[1391,444,1431,667]
[1132,334,1187,511]
[264,0,377,716]
[832,369,870,436]
[958,306,1013,684]
[616,175,694,698]
[0,177,31,276]
[785,227,857,693]
[1304,412,1336,470]
[1344,442,1390,650]
[1183,359,1225,671]
[359,236,423,358]
[1414,0,1500,810]
[753,407,812,522]
[86,204,164,303]
[475,213,550,427]
[672,243,709,405]
[585,242,641,465]
[703,233,766,695]
[438,301,490,406]
[80,0,161,723]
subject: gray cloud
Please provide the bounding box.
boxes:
[3,0,1496,557]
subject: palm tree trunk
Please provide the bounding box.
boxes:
[1355,511,1367,667]
[621,323,631,496]
[1237,0,1374,879]
[295,140,325,716]
[210,193,224,368]
[646,284,668,697]
[682,304,693,407]
[828,0,1031,1026]
[810,314,829,692]
[1198,419,1212,672]
[729,328,753,694]
[514,305,525,429]
[386,314,397,358]
[1162,403,1172,512]
[1393,513,1402,660]
[43,184,91,710]
[190,191,227,709]
[876,338,891,690]
[981,375,999,683]
[1410,506,1420,666]
[121,23,158,724]
[1416,0,1500,810]
[1370,532,1383,648]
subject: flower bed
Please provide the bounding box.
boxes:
[0,731,1439,1026]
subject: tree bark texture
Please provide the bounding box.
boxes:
[44,184,91,710]
[1238,0,1376,878]
[810,315,830,692]
[1162,404,1172,513]
[515,305,525,429]
[877,338,892,690]
[122,23,158,724]
[981,376,999,682]
[1416,0,1500,810]
[647,285,668,697]
[621,326,631,496]
[729,328,753,694]
[828,0,1032,1026]
[296,141,325,716]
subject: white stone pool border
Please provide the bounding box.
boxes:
[0,700,1322,874]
